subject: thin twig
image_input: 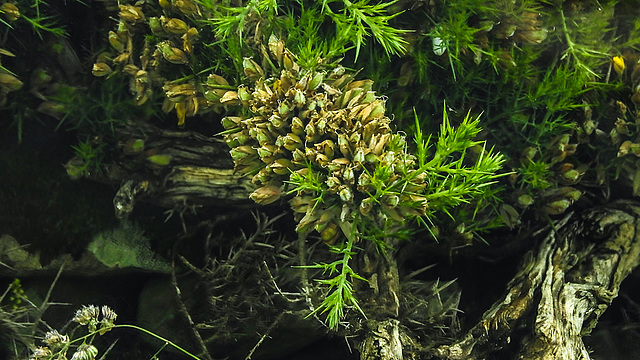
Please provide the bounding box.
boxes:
[262,261,303,303]
[244,313,283,360]
[170,262,213,360]
[30,263,65,336]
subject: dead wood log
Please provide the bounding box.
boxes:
[434,200,640,360]
[84,121,256,217]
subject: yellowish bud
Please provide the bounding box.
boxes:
[613,56,625,75]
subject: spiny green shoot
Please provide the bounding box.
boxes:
[555,3,615,79]
[320,0,409,59]
[413,109,506,218]
[302,220,366,330]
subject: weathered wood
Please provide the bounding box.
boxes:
[434,201,640,360]
[89,122,256,217]
[357,245,404,360]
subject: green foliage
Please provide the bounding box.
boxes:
[54,77,150,134]
[413,109,505,219]
[552,2,614,79]
[0,0,77,38]
[203,0,408,65]
[319,0,409,58]
[87,222,170,271]
[284,4,350,68]
[68,139,105,179]
[302,223,366,329]
[427,7,483,81]
[519,159,552,190]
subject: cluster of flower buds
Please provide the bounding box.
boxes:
[72,304,117,334]
[93,0,219,125]
[222,36,428,242]
[29,306,117,360]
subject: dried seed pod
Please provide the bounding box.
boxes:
[307,71,325,90]
[0,3,20,21]
[543,199,572,215]
[37,101,66,119]
[320,222,340,243]
[346,79,374,91]
[184,96,200,117]
[162,17,189,35]
[290,196,314,214]
[148,17,165,35]
[182,27,199,53]
[516,193,534,208]
[361,99,386,123]
[119,5,145,23]
[225,130,250,148]
[0,73,23,90]
[359,197,376,215]
[282,133,302,151]
[158,41,188,64]
[220,91,240,105]
[282,49,299,73]
[164,83,196,102]
[173,0,201,17]
[268,34,285,64]
[108,30,127,52]
[221,116,244,130]
[382,194,400,207]
[230,145,257,161]
[341,88,364,108]
[316,139,336,159]
[338,185,353,202]
[243,57,264,80]
[257,144,278,161]
[123,64,140,76]
[337,134,351,157]
[499,204,520,229]
[270,158,294,175]
[380,203,403,221]
[237,85,252,102]
[250,185,282,205]
[257,128,277,147]
[92,63,112,77]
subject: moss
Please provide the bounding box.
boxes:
[87,221,169,272]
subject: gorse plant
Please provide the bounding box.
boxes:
[218,34,505,328]
[86,0,505,329]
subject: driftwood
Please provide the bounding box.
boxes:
[434,201,640,360]
[98,121,255,218]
